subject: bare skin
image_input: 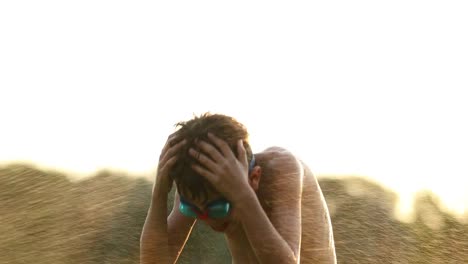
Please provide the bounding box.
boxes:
[140,132,187,263]
[221,148,337,264]
[140,133,336,263]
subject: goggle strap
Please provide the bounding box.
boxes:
[249,155,256,174]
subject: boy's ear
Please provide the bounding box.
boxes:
[249,166,261,192]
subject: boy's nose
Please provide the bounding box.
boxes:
[197,211,209,220]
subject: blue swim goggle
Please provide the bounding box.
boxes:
[179,197,231,219]
[179,156,256,219]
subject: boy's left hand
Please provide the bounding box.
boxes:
[189,133,253,205]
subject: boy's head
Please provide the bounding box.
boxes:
[169,113,253,204]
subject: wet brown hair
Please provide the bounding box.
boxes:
[169,113,253,202]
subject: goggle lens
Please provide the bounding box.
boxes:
[179,199,230,219]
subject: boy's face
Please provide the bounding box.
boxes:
[179,188,233,233]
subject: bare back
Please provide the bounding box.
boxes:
[300,161,336,263]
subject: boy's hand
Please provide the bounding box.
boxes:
[156,132,185,193]
[189,133,253,205]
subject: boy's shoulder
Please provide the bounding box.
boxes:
[257,146,301,167]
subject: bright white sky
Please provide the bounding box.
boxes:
[1,1,467,218]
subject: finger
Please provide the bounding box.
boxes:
[168,130,183,145]
[196,140,224,163]
[160,135,178,159]
[207,133,235,159]
[237,139,248,166]
[160,138,186,165]
[191,163,217,184]
[189,148,218,171]
[160,139,186,162]
[160,155,178,174]
[162,130,182,151]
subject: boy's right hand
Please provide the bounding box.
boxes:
[156,132,186,193]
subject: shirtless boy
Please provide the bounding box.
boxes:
[140,113,336,263]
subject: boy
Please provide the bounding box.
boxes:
[141,113,336,263]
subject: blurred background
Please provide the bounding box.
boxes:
[1,1,467,263]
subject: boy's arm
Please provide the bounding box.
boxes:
[140,183,172,263]
[167,190,197,261]
[140,186,196,264]
[239,150,336,264]
[235,150,303,264]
